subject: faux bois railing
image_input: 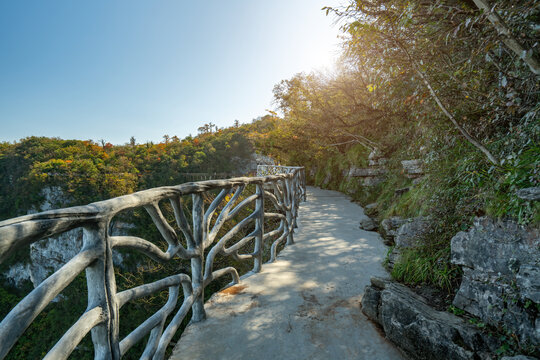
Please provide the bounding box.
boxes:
[0,165,306,360]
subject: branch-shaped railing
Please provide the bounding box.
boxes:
[0,165,305,360]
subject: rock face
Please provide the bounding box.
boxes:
[451,217,540,347]
[348,167,387,177]
[362,277,500,360]
[2,187,129,288]
[380,216,430,247]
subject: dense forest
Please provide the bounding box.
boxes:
[0,122,269,221]
[1,0,539,358]
[260,0,539,290]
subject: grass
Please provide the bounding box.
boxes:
[390,245,461,293]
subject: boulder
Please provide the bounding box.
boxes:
[451,217,540,347]
[380,216,407,245]
[384,217,430,270]
[359,216,377,231]
[386,248,402,271]
[362,277,500,360]
[394,217,430,248]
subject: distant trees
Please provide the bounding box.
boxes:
[0,125,257,220]
[197,122,218,135]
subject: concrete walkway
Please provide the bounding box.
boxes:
[170,187,404,360]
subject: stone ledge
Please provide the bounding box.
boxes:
[362,277,501,360]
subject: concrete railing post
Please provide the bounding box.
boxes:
[252,183,265,273]
[190,193,206,322]
[285,178,294,246]
[84,221,120,360]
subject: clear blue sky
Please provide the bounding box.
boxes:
[0,0,343,144]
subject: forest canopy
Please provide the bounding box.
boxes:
[0,123,265,220]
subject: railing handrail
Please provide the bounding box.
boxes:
[0,174,297,262]
[0,166,306,360]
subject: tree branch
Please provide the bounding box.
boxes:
[472,0,540,75]
[393,37,500,165]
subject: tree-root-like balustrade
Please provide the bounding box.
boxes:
[0,165,305,360]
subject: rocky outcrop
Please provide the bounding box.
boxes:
[346,166,386,186]
[451,217,540,347]
[4,223,129,288]
[344,151,426,188]
[380,216,429,247]
[394,217,430,248]
[362,277,501,360]
[2,187,130,288]
[348,167,387,177]
[343,150,387,187]
[383,217,430,270]
[368,150,387,167]
[401,159,424,178]
[380,216,407,245]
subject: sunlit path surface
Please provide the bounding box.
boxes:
[170,187,404,360]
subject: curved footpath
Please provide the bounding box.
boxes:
[170,187,404,360]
